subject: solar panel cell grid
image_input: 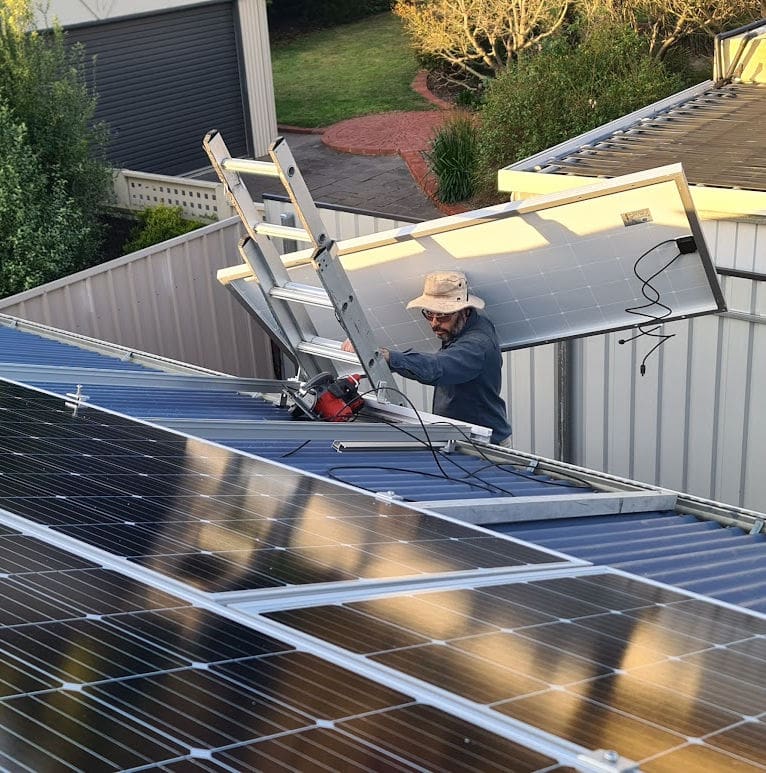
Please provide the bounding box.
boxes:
[11,567,190,616]
[0,382,568,593]
[0,524,562,770]
[2,381,762,770]
[0,534,96,573]
[265,573,766,770]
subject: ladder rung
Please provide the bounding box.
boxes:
[270,283,332,308]
[221,157,281,178]
[255,222,313,243]
[296,337,361,364]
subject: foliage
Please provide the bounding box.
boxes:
[583,0,762,60]
[0,0,112,292]
[393,0,572,85]
[0,104,88,296]
[123,206,207,254]
[271,13,430,127]
[268,0,393,35]
[427,111,479,203]
[476,22,683,193]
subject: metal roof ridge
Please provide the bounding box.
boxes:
[0,313,236,377]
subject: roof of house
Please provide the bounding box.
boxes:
[1,309,765,770]
[2,317,764,608]
[533,82,766,191]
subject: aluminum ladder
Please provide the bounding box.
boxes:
[203,130,395,398]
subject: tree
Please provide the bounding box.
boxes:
[393,0,572,84]
[587,0,762,60]
[0,0,111,295]
[476,22,683,192]
[0,105,87,296]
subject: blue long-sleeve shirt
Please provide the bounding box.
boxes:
[387,310,512,444]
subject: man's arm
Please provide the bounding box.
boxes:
[389,332,489,386]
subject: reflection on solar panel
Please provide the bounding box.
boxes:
[0,380,568,594]
[2,379,764,771]
[0,528,563,770]
[264,572,766,771]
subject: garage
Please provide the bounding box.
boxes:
[67,2,250,175]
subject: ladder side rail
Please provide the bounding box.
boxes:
[203,131,263,242]
[238,238,337,378]
[311,242,399,404]
[269,137,329,248]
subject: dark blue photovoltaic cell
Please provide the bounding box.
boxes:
[0,380,568,593]
[266,572,766,770]
[0,526,560,771]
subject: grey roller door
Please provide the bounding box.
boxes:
[68,2,249,175]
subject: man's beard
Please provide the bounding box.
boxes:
[439,310,468,342]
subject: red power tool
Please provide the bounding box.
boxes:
[291,372,365,422]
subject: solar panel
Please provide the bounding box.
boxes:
[286,164,724,352]
[0,527,565,771]
[0,380,571,594]
[3,380,762,771]
[262,571,766,771]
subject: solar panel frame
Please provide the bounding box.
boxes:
[284,164,725,354]
[0,379,578,598]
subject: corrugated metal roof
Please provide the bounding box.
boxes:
[0,324,147,370]
[221,438,589,501]
[1,321,765,614]
[31,382,285,422]
[495,513,766,613]
[531,82,766,191]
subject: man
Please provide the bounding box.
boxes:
[342,270,512,446]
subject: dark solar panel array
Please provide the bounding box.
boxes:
[0,381,566,594]
[543,83,766,192]
[3,380,765,770]
[266,572,766,771]
[0,526,567,771]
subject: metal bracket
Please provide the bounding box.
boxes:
[526,458,540,474]
[375,490,404,503]
[64,384,89,417]
[577,749,639,773]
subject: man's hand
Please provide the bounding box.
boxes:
[341,339,389,362]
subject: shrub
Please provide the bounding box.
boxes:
[394,0,570,84]
[476,22,683,194]
[0,104,87,297]
[0,0,111,287]
[123,206,207,254]
[427,111,479,203]
[268,0,393,35]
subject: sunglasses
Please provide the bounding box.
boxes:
[421,309,456,322]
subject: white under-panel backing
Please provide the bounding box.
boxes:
[285,164,725,353]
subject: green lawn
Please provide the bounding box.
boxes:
[270,13,433,128]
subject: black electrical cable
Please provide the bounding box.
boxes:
[619,240,684,376]
[420,418,594,490]
[325,465,518,499]
[281,378,590,493]
[356,384,521,496]
[359,384,593,493]
[280,439,311,458]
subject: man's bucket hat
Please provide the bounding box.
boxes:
[406,270,485,313]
